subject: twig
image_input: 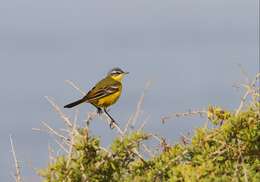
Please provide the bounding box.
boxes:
[35,122,70,153]
[101,114,124,136]
[237,64,251,84]
[123,114,134,135]
[150,134,163,143]
[130,91,144,127]
[161,110,207,123]
[41,121,69,142]
[65,80,86,95]
[131,81,152,127]
[124,81,152,133]
[54,139,69,154]
[242,164,249,182]
[45,96,73,128]
[235,89,251,116]
[48,144,55,164]
[10,135,22,182]
[66,117,78,168]
[235,73,260,115]
[137,115,150,132]
[84,111,98,130]
[141,144,154,157]
[73,108,80,126]
[180,132,191,145]
[100,146,110,154]
[132,148,146,163]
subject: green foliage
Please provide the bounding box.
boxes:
[39,80,260,182]
[39,131,150,182]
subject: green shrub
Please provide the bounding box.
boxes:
[39,75,260,182]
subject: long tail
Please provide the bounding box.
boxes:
[64,98,85,108]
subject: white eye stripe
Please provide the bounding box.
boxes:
[111,71,122,74]
[107,67,124,75]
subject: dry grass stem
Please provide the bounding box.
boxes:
[10,135,22,182]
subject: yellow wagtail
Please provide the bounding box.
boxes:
[64,67,129,128]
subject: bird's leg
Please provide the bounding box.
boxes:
[94,106,103,115]
[103,108,118,129]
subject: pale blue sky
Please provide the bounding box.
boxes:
[0,0,258,181]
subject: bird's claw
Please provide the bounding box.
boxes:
[109,120,118,129]
[97,108,103,115]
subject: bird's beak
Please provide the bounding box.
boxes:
[124,72,129,75]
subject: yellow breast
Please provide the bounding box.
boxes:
[97,91,121,108]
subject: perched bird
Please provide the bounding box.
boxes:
[64,67,129,128]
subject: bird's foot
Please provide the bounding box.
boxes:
[97,108,103,115]
[109,120,118,129]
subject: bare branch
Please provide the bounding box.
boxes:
[141,144,154,158]
[48,144,55,164]
[236,73,260,115]
[41,121,69,142]
[150,134,163,143]
[101,114,124,136]
[124,81,152,133]
[45,96,73,128]
[179,132,191,145]
[161,109,207,123]
[66,117,78,168]
[65,80,86,95]
[132,148,145,163]
[137,115,150,132]
[54,139,69,154]
[84,111,98,127]
[237,64,251,84]
[10,135,22,182]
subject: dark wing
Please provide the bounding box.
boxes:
[83,79,121,102]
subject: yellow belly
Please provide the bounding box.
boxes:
[96,91,121,108]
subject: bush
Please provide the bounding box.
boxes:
[38,74,260,182]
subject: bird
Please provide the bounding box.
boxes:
[64,67,129,128]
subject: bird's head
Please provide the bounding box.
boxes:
[107,67,129,82]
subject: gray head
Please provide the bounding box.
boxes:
[107,67,128,76]
[107,67,129,81]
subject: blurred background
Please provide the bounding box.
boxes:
[0,0,258,181]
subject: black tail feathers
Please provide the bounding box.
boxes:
[64,99,85,108]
